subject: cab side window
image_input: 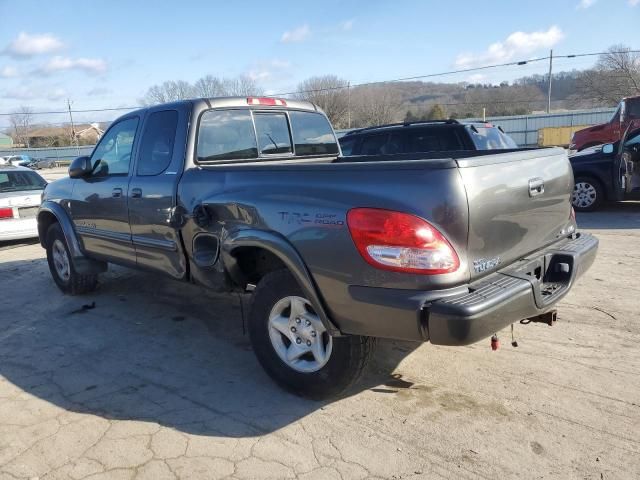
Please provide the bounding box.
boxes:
[90,117,139,176]
[137,110,178,176]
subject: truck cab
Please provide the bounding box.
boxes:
[570,96,640,152]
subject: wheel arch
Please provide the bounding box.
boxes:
[221,229,341,336]
[38,201,107,275]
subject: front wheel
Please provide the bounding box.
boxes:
[46,223,98,294]
[248,270,373,400]
[572,177,604,212]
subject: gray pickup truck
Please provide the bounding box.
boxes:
[38,97,598,399]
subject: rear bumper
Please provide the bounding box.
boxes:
[0,218,38,241]
[339,233,598,345]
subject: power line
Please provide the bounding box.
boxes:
[0,48,637,118]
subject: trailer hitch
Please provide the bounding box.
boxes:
[521,310,557,327]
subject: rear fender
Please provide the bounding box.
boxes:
[38,201,107,275]
[221,229,341,336]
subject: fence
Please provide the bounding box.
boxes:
[1,107,619,157]
[337,107,617,146]
[0,145,95,164]
[463,108,617,146]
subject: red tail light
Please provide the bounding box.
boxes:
[570,206,576,221]
[247,97,287,106]
[346,208,460,274]
[0,207,14,220]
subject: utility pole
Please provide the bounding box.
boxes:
[67,99,79,155]
[347,81,351,129]
[546,49,553,114]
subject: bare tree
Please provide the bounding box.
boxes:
[193,75,225,98]
[294,75,349,128]
[351,86,401,127]
[141,80,196,105]
[578,45,640,105]
[220,76,263,96]
[142,76,263,104]
[8,106,34,147]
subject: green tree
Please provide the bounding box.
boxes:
[426,104,446,120]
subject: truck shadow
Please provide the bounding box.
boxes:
[0,258,420,438]
[576,201,640,230]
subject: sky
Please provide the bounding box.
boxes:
[0,0,638,127]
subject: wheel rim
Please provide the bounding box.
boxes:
[267,296,333,373]
[572,182,597,209]
[52,239,71,282]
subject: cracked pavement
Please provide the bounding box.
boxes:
[0,200,639,479]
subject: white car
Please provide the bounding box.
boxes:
[0,165,47,241]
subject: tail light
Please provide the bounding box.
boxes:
[247,97,287,106]
[346,208,460,274]
[570,207,576,221]
[0,207,14,220]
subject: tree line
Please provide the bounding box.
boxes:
[4,44,639,147]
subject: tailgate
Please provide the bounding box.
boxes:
[457,148,574,281]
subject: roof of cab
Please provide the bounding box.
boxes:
[131,97,320,115]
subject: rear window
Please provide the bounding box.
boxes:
[0,171,47,192]
[406,127,464,152]
[197,110,258,161]
[289,111,339,156]
[196,109,338,163]
[339,136,357,156]
[254,113,293,155]
[468,126,518,149]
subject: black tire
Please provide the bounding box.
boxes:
[46,223,98,294]
[248,270,374,400]
[572,177,604,212]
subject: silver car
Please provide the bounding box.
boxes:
[0,165,47,241]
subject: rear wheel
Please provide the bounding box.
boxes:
[248,270,373,400]
[46,223,98,294]
[572,177,604,212]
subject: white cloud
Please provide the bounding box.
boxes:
[455,26,564,69]
[87,87,112,96]
[247,59,291,81]
[281,24,311,43]
[47,88,67,101]
[577,0,596,8]
[41,56,108,75]
[467,73,487,83]
[4,32,64,58]
[1,86,37,100]
[0,65,18,78]
[340,20,354,31]
[629,0,639,6]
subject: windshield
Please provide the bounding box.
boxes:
[468,126,518,149]
[0,171,47,192]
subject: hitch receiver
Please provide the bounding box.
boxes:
[522,310,557,327]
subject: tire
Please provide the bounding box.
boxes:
[572,177,604,212]
[248,270,374,400]
[46,223,98,294]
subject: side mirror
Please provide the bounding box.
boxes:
[68,156,92,178]
[602,143,615,155]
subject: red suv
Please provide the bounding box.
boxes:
[570,96,640,152]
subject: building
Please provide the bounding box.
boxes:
[0,132,13,148]
[25,123,104,147]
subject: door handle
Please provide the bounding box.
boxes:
[112,187,123,198]
[131,188,142,198]
[528,178,544,197]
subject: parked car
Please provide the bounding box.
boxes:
[38,97,597,399]
[25,157,56,170]
[4,155,37,167]
[338,119,518,156]
[569,127,640,211]
[570,95,640,152]
[0,165,47,241]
